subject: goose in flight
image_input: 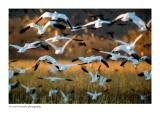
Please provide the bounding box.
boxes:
[20,20,67,35]
[21,84,42,104]
[87,91,102,101]
[131,89,150,101]
[60,90,74,103]
[9,40,49,53]
[98,76,112,87]
[112,34,144,59]
[20,23,43,34]
[45,34,83,43]
[45,35,77,54]
[35,11,72,29]
[38,77,73,82]
[33,55,57,71]
[48,88,59,97]
[54,63,78,71]
[45,34,71,43]
[111,12,149,32]
[72,55,109,68]
[120,56,151,67]
[9,80,20,93]
[9,67,32,79]
[92,48,129,61]
[137,71,151,80]
[81,66,101,83]
[83,18,111,29]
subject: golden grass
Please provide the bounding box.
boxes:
[9,60,151,104]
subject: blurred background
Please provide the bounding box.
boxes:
[9,9,151,60]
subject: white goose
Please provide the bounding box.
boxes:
[20,23,44,34]
[87,91,102,100]
[83,18,111,29]
[111,12,149,32]
[20,20,67,35]
[38,77,73,82]
[120,55,152,68]
[98,76,112,87]
[35,11,72,29]
[60,90,74,103]
[45,34,72,43]
[9,40,49,53]
[112,34,143,59]
[45,35,76,54]
[21,84,42,104]
[131,89,151,101]
[92,48,129,61]
[33,55,57,71]
[72,55,109,68]
[81,66,101,83]
[54,63,78,71]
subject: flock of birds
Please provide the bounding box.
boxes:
[9,11,151,104]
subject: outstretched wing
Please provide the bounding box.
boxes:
[9,44,22,50]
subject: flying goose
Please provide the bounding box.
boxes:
[54,63,78,71]
[33,55,57,71]
[38,77,73,82]
[35,11,72,29]
[87,91,102,100]
[131,89,151,101]
[9,40,49,53]
[112,34,143,59]
[21,84,42,104]
[59,90,74,103]
[98,76,112,87]
[20,20,67,35]
[81,66,101,83]
[111,12,149,32]
[45,35,77,54]
[72,55,109,68]
[83,18,111,29]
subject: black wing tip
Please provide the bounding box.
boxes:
[35,17,42,24]
[37,77,43,79]
[106,79,112,82]
[120,60,128,67]
[81,67,88,73]
[131,53,140,60]
[19,26,30,34]
[34,63,39,71]
[66,79,73,81]
[137,72,144,77]
[101,59,109,68]
[72,58,78,62]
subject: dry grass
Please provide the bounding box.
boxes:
[9,60,151,104]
